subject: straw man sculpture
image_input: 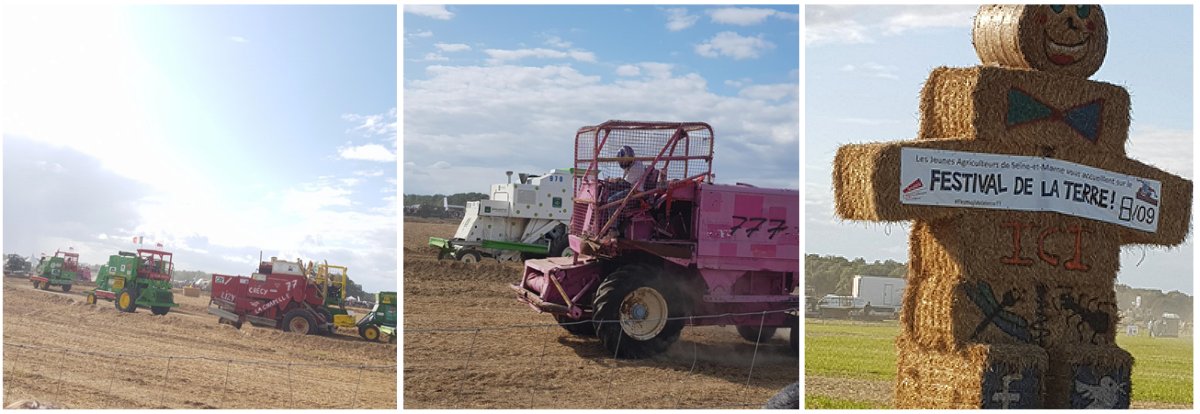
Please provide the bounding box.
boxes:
[833,5,1192,409]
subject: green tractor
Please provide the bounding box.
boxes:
[30,250,80,292]
[311,262,359,332]
[86,249,178,315]
[357,291,396,342]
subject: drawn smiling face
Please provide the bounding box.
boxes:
[972,4,1108,78]
[1028,5,1108,77]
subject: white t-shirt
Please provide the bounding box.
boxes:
[623,161,646,186]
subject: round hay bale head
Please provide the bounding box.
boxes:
[972,5,1107,78]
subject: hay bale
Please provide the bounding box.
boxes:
[917,66,1130,156]
[1045,345,1133,408]
[973,5,1108,78]
[895,336,1048,409]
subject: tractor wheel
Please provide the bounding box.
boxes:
[151,306,170,316]
[282,309,316,335]
[31,280,39,289]
[456,250,481,264]
[61,284,71,293]
[85,292,97,305]
[592,264,686,359]
[736,325,778,343]
[549,231,571,257]
[361,325,381,341]
[115,288,139,313]
[555,314,596,337]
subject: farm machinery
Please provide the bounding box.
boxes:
[430,168,574,262]
[208,257,369,337]
[4,254,33,277]
[357,291,396,342]
[86,249,179,315]
[30,250,82,292]
[512,121,800,358]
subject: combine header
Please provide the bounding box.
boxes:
[512,121,800,358]
[31,250,82,292]
[86,249,179,315]
[430,168,574,262]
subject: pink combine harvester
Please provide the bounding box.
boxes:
[512,121,799,358]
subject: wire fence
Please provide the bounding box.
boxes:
[3,342,396,409]
[404,308,800,409]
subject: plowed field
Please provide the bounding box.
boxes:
[403,219,799,408]
[2,277,396,409]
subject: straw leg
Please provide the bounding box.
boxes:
[1044,345,1133,409]
[895,337,1048,409]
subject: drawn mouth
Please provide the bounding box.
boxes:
[1045,36,1089,65]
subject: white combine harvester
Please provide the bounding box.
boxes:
[429,169,573,262]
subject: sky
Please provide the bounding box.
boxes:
[2,5,398,293]
[806,5,1194,294]
[403,5,799,195]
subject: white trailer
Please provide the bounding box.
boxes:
[852,275,906,313]
[430,169,574,262]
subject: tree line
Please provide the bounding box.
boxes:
[806,253,1193,321]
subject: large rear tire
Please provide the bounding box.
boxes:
[61,284,71,293]
[115,288,139,313]
[736,325,778,343]
[151,306,170,316]
[592,264,685,359]
[456,250,482,264]
[282,309,316,335]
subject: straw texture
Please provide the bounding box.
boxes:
[973,5,1108,78]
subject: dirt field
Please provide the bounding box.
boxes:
[402,219,799,409]
[2,276,396,409]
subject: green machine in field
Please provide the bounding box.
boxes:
[30,250,81,292]
[86,249,178,315]
[358,291,396,342]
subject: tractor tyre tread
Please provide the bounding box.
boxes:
[591,264,685,359]
[282,309,317,335]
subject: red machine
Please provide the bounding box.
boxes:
[207,258,334,335]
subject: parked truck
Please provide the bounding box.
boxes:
[86,249,178,315]
[511,121,800,358]
[430,169,574,262]
[31,250,82,292]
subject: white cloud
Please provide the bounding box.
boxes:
[1127,126,1194,180]
[228,35,249,43]
[840,62,900,80]
[342,107,397,138]
[408,30,434,39]
[664,7,699,32]
[338,144,397,162]
[405,63,798,195]
[484,47,596,64]
[435,42,471,52]
[406,5,454,20]
[695,32,775,60]
[544,36,572,49]
[615,64,641,77]
[423,52,449,61]
[708,7,798,26]
[354,170,385,177]
[806,5,975,46]
[738,84,796,101]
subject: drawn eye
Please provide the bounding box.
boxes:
[1076,5,1092,19]
[1050,5,1065,13]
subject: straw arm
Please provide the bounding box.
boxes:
[833,140,961,222]
[1116,163,1192,247]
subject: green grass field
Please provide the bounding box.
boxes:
[805,319,1193,408]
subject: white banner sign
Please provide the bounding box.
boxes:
[899,148,1161,232]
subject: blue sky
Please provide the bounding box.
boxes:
[403,5,799,195]
[806,5,1194,294]
[3,5,397,292]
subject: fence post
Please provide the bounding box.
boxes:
[287,362,294,409]
[745,310,768,389]
[219,360,232,407]
[602,320,623,407]
[160,356,173,407]
[351,364,363,409]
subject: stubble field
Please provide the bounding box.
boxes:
[402,219,799,408]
